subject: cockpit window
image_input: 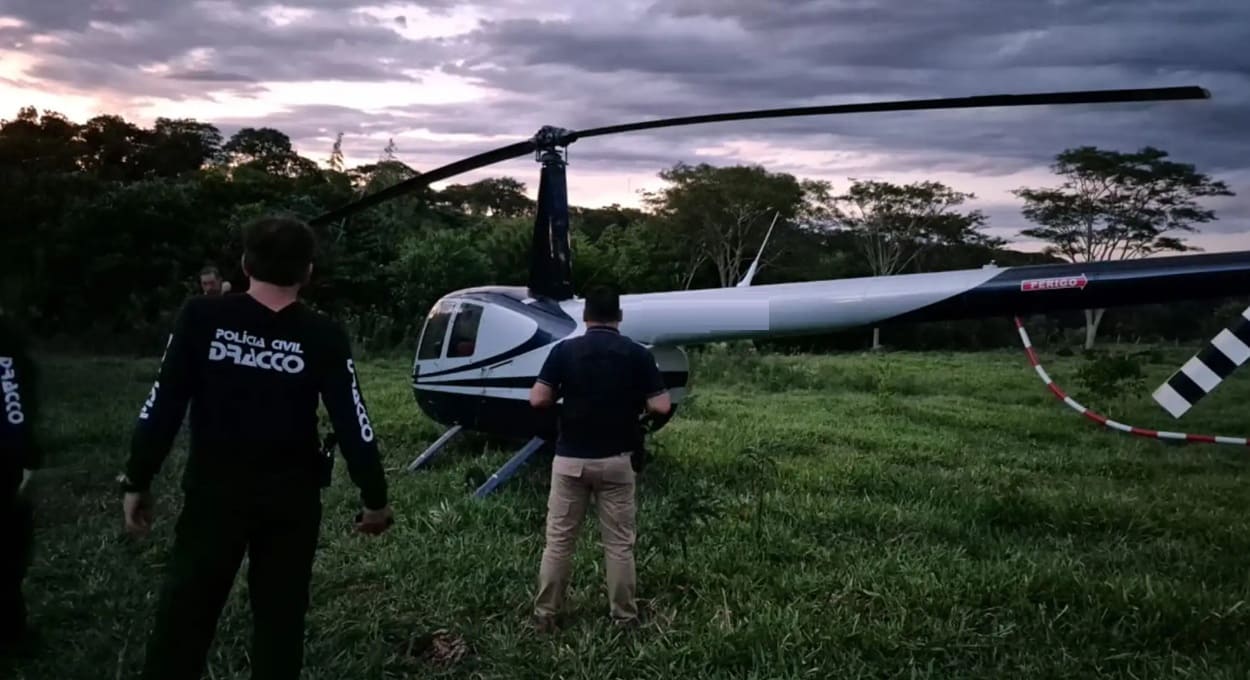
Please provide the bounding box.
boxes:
[417,302,454,360]
[447,303,483,358]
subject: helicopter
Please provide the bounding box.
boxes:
[308,85,1250,497]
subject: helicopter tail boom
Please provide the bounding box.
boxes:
[601,250,1250,346]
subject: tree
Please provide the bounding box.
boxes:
[350,159,418,190]
[824,179,995,349]
[79,114,152,181]
[574,218,691,293]
[4,102,1241,356]
[0,107,84,174]
[328,132,345,173]
[1013,146,1233,349]
[643,162,819,289]
[570,203,648,241]
[222,127,318,178]
[223,127,291,163]
[438,177,533,218]
[147,118,224,175]
[340,159,425,243]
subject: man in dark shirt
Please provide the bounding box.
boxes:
[0,313,40,654]
[120,216,393,680]
[199,264,232,296]
[528,286,670,630]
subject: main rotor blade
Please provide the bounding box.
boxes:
[308,86,1208,226]
[308,139,536,227]
[569,86,1209,141]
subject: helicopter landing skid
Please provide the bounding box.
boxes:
[406,424,464,473]
[473,436,547,499]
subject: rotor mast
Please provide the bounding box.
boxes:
[527,126,575,301]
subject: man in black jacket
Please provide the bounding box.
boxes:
[120,216,393,680]
[0,312,40,655]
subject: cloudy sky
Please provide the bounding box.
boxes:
[2,0,1248,252]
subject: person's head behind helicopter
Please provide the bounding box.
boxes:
[198,265,232,296]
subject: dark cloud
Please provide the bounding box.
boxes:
[1201,182,1250,233]
[413,2,1250,212]
[26,59,204,101]
[2,1,436,95]
[657,0,1248,70]
[166,70,257,83]
[0,0,456,32]
[3,0,1248,243]
[210,104,418,145]
[459,18,756,76]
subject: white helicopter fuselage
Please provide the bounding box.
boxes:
[411,250,1250,440]
[408,269,974,439]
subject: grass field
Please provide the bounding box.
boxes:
[7,340,1250,678]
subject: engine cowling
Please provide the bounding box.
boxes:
[643,344,689,432]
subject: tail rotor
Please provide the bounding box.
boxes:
[1152,305,1250,418]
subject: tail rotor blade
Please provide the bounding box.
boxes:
[1153,305,1250,418]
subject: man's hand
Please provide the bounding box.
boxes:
[354,505,394,536]
[123,492,154,537]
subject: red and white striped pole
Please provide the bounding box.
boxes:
[1013,316,1249,446]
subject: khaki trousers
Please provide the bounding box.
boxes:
[534,453,638,622]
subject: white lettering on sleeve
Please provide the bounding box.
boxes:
[346,359,374,443]
[2,356,26,425]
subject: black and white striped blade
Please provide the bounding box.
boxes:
[1153,306,1250,418]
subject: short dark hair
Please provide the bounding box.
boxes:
[242,216,316,286]
[583,285,621,323]
[199,265,220,278]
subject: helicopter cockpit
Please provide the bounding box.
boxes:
[410,289,569,438]
[413,296,542,376]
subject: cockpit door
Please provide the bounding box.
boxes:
[445,300,539,397]
[443,301,488,395]
[444,301,485,363]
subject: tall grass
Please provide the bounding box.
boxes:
[7,343,1250,678]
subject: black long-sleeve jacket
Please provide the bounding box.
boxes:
[1,316,40,494]
[125,294,388,509]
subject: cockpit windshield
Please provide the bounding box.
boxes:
[417,300,455,360]
[418,300,485,361]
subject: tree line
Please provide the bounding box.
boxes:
[0,105,1238,356]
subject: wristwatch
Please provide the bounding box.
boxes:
[116,473,145,494]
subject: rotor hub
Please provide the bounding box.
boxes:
[532,126,573,164]
[532,125,574,148]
